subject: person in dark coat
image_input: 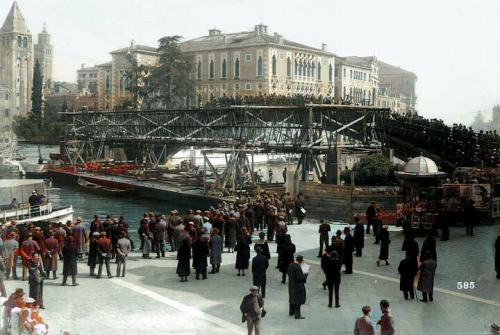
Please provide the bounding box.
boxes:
[278,234,296,284]
[61,238,78,286]
[28,255,45,309]
[254,232,271,260]
[417,251,437,302]
[225,214,238,253]
[463,200,478,237]
[353,217,364,257]
[192,237,209,280]
[377,225,390,266]
[321,250,342,308]
[318,219,331,257]
[294,193,306,225]
[176,239,191,282]
[420,233,437,261]
[87,232,99,276]
[343,227,354,274]
[365,202,377,234]
[495,236,500,279]
[402,235,419,260]
[398,253,418,300]
[288,255,307,319]
[235,229,252,276]
[438,206,450,241]
[252,247,269,298]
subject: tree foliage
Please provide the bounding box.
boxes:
[31,60,43,118]
[150,36,196,108]
[13,100,66,143]
[341,153,401,186]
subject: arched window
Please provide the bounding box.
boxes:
[294,60,298,75]
[17,36,21,47]
[272,55,277,76]
[221,59,227,78]
[119,77,124,92]
[23,37,27,48]
[329,64,333,82]
[287,57,292,77]
[317,61,322,80]
[298,61,303,76]
[257,56,263,77]
[197,60,202,79]
[311,62,315,78]
[234,58,240,78]
[105,74,110,91]
[307,62,312,77]
[209,59,214,79]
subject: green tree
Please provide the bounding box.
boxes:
[31,60,43,120]
[150,35,196,108]
[341,153,401,186]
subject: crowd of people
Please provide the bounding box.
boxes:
[0,191,499,335]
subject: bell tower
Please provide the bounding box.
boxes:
[34,23,53,90]
[0,1,33,118]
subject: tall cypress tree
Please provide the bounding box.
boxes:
[31,60,43,119]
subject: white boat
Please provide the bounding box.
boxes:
[0,179,73,224]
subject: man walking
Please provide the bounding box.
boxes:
[318,219,330,257]
[116,231,131,277]
[96,231,113,279]
[252,247,269,298]
[240,286,264,335]
[321,250,342,308]
[288,255,307,319]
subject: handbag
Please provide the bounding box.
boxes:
[261,309,267,318]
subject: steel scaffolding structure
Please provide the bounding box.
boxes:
[64,104,388,155]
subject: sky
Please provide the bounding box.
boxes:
[2,0,499,125]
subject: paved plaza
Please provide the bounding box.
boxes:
[4,222,500,335]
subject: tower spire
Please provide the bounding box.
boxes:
[0,1,30,34]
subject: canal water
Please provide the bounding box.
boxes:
[6,144,293,243]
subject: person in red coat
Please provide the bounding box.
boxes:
[96,232,112,279]
[44,233,60,280]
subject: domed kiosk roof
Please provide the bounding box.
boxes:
[395,155,447,183]
[404,155,439,175]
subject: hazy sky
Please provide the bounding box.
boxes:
[2,0,499,125]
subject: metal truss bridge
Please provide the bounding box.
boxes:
[63,104,500,173]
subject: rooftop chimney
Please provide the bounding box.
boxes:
[209,29,221,37]
[321,43,327,51]
[254,24,268,36]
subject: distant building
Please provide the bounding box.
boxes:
[376,86,406,114]
[334,56,378,105]
[77,41,158,110]
[471,106,500,132]
[109,41,158,108]
[77,64,99,96]
[50,81,77,96]
[180,24,335,104]
[378,61,417,111]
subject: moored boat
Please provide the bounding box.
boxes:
[0,179,73,224]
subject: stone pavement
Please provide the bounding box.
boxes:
[4,222,500,335]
